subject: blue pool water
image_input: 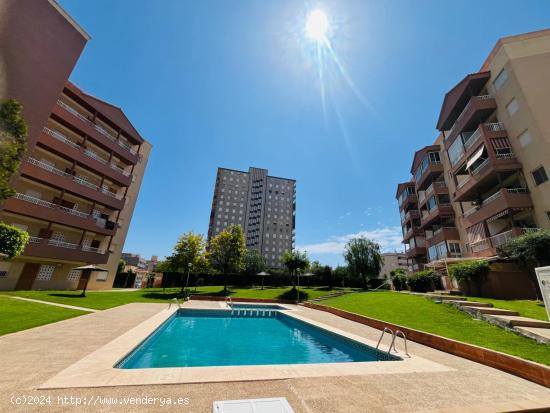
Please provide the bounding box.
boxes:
[117,310,400,369]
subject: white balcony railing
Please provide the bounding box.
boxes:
[101,186,123,200]
[43,127,81,150]
[110,163,131,177]
[471,158,490,175]
[47,239,79,249]
[485,122,505,132]
[84,149,108,164]
[27,157,71,178]
[448,95,494,138]
[73,175,99,190]
[28,236,43,244]
[82,245,105,254]
[463,127,482,151]
[57,100,138,156]
[13,193,55,209]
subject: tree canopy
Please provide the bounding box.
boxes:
[282,249,310,288]
[244,248,266,276]
[208,225,246,291]
[0,99,28,201]
[343,237,383,287]
[0,222,29,258]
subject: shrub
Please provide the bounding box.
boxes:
[448,260,490,283]
[407,269,439,292]
[0,222,29,258]
[390,268,408,291]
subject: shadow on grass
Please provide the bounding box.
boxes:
[277,288,309,301]
[48,293,85,299]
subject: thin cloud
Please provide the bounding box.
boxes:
[298,226,403,255]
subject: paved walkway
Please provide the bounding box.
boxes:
[7,296,99,312]
[0,302,549,412]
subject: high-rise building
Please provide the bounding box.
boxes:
[0,0,151,290]
[208,167,296,268]
[396,29,550,294]
[379,252,408,280]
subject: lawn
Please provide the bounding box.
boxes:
[465,296,548,321]
[1,286,342,310]
[0,295,88,336]
[323,291,550,366]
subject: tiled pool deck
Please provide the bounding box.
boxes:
[1,301,550,412]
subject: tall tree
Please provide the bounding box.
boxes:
[244,249,266,276]
[208,225,246,292]
[169,231,209,295]
[281,249,310,289]
[0,99,28,201]
[497,230,550,299]
[344,237,383,288]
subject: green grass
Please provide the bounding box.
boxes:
[1,286,343,310]
[323,291,550,366]
[466,296,548,321]
[0,295,88,336]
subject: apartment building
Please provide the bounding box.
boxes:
[208,167,296,268]
[379,252,408,280]
[396,29,550,278]
[0,1,151,290]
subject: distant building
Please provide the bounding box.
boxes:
[379,252,408,280]
[208,167,296,268]
[121,253,148,270]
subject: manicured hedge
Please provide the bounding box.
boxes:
[0,222,29,258]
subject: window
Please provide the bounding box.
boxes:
[518,129,532,147]
[67,269,81,282]
[506,97,519,116]
[36,265,55,281]
[493,68,508,90]
[427,196,437,211]
[0,271,7,278]
[532,166,548,186]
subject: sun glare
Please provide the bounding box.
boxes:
[305,9,329,41]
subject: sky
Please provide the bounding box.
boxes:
[58,0,550,267]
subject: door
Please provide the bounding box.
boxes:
[15,263,40,290]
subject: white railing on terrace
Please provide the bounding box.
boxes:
[101,187,123,200]
[485,122,505,132]
[110,163,131,176]
[470,238,491,253]
[57,100,138,156]
[482,190,503,205]
[496,151,515,159]
[28,236,43,244]
[426,184,434,195]
[47,239,79,249]
[507,187,529,194]
[490,230,515,248]
[463,207,477,217]
[14,193,55,209]
[58,205,89,219]
[84,149,108,164]
[73,175,99,190]
[469,228,542,253]
[43,127,80,150]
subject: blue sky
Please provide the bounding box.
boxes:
[59,0,550,267]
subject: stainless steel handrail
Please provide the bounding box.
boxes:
[168,297,181,309]
[392,330,411,357]
[375,327,395,355]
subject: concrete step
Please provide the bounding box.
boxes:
[447,300,493,308]
[433,290,463,296]
[485,315,550,328]
[515,326,550,343]
[429,295,468,301]
[467,307,519,316]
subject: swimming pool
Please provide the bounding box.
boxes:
[117,309,400,369]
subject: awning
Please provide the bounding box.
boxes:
[466,145,486,170]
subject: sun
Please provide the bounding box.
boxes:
[305,9,329,41]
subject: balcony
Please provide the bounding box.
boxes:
[403,226,424,242]
[3,193,116,236]
[420,203,455,229]
[40,128,132,186]
[419,181,448,208]
[401,209,420,225]
[446,95,497,146]
[24,236,108,264]
[468,228,541,258]
[53,100,139,164]
[415,161,444,191]
[426,227,460,248]
[20,158,125,210]
[452,143,523,203]
[399,193,418,211]
[461,188,533,228]
[405,245,427,258]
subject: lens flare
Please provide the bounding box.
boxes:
[305,9,329,41]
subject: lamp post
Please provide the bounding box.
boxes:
[184,262,192,301]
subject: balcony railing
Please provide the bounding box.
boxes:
[57,100,138,156]
[463,127,482,151]
[469,228,541,253]
[82,245,105,254]
[109,163,131,177]
[43,127,81,149]
[13,193,91,219]
[448,94,494,138]
[27,236,106,254]
[27,158,122,200]
[84,149,108,164]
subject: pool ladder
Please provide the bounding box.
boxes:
[225,296,233,310]
[375,327,410,358]
[231,308,275,317]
